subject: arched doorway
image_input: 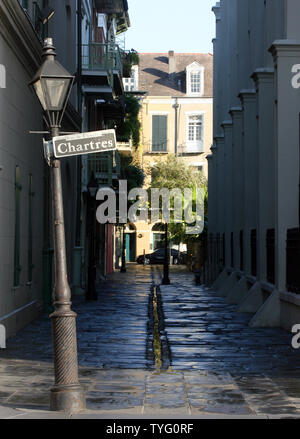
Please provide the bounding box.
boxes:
[151,223,165,251]
[125,223,137,262]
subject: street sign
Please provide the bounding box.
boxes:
[52,129,117,159]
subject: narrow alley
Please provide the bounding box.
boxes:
[0,265,299,419]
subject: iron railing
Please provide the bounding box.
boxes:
[230,232,234,268]
[88,150,120,180]
[222,233,226,267]
[142,141,169,154]
[199,233,225,286]
[178,143,204,154]
[82,43,123,82]
[286,228,300,294]
[251,229,257,277]
[88,153,109,175]
[266,229,275,285]
[239,230,244,271]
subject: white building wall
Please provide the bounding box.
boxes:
[0,1,44,337]
[210,0,300,329]
[0,0,81,339]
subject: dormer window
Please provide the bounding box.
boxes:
[190,71,201,93]
[186,62,204,96]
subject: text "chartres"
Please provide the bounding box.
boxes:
[52,129,116,159]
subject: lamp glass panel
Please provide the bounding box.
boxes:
[44,78,70,110]
[33,80,47,110]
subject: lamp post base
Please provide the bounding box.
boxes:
[50,384,86,413]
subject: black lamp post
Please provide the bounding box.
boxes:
[29,38,85,412]
[86,173,98,301]
[162,222,170,285]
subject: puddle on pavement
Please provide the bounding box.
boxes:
[147,284,171,371]
[153,287,162,369]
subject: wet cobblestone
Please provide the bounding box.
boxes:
[0,265,299,417]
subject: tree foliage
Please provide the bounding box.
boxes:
[150,154,207,190]
[120,154,145,192]
[149,155,208,243]
[116,94,141,147]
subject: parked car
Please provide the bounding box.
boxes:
[136,248,187,265]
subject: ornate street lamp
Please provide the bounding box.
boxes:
[29,38,74,136]
[29,38,85,412]
[86,173,98,301]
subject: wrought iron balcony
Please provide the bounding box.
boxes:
[81,43,123,96]
[142,141,169,154]
[178,143,204,155]
[87,150,121,185]
[94,0,127,14]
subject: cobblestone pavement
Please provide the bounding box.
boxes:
[0,264,300,418]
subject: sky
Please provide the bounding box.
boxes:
[124,0,217,54]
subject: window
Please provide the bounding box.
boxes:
[188,115,203,142]
[186,114,204,152]
[14,166,22,287]
[191,165,203,173]
[186,62,204,96]
[123,65,139,92]
[190,71,201,93]
[152,115,168,152]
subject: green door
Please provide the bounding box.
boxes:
[126,233,136,262]
[126,234,130,262]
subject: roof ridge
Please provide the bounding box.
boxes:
[138,52,212,55]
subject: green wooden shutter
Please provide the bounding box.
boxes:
[152,115,167,152]
[14,166,22,287]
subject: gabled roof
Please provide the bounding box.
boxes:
[186,61,203,70]
[138,52,213,97]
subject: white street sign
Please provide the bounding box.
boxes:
[52,129,117,159]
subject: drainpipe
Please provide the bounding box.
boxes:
[77,0,82,117]
[173,98,179,156]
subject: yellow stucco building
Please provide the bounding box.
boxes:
[123,51,213,261]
